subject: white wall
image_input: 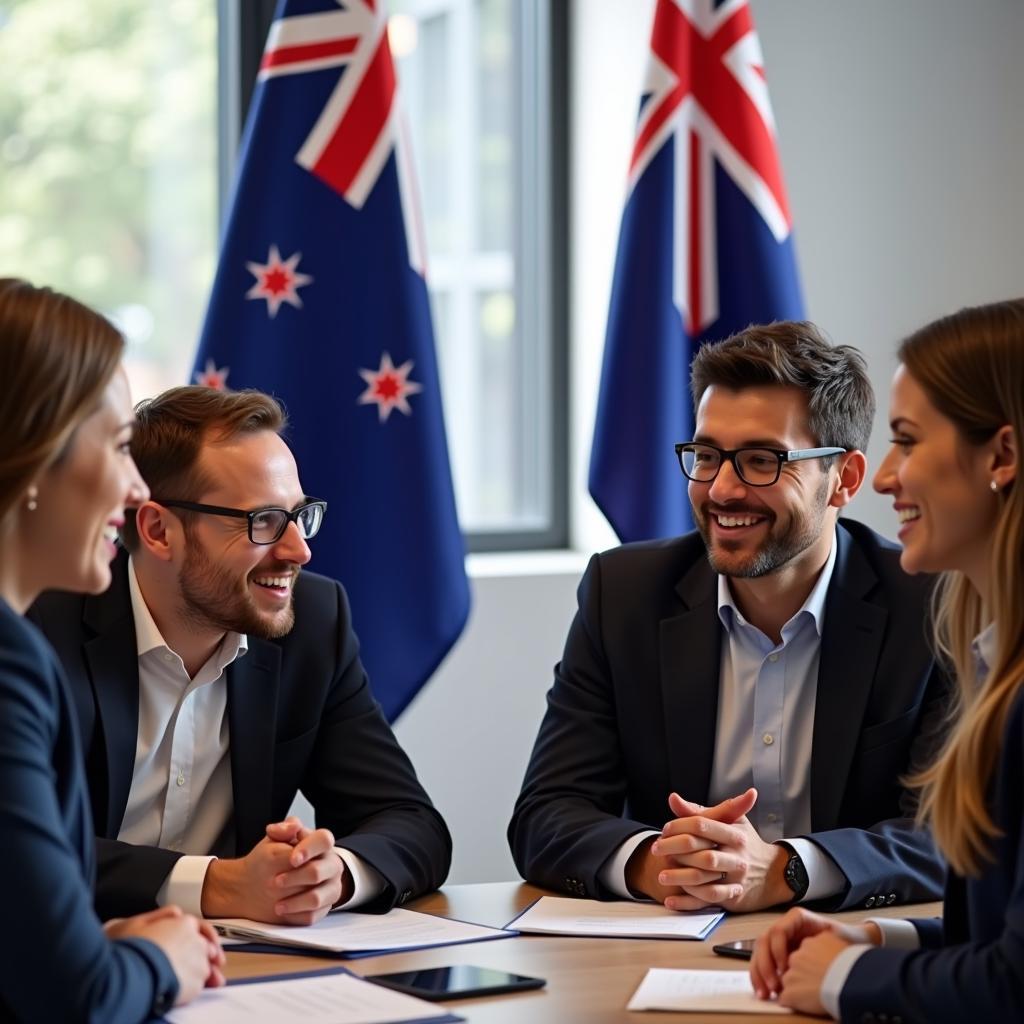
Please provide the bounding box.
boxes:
[348,0,1024,885]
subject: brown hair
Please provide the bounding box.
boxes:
[689,321,875,459]
[120,385,286,551]
[0,277,123,527]
[901,298,1024,876]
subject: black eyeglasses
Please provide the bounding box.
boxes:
[674,442,846,487]
[154,498,327,544]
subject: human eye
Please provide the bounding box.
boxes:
[888,435,916,452]
[746,452,778,469]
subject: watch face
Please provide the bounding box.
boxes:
[785,854,808,896]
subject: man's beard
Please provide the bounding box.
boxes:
[178,537,298,640]
[694,475,830,579]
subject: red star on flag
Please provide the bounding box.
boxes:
[358,352,423,422]
[245,244,314,318]
[193,359,230,390]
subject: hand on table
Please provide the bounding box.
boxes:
[201,817,348,924]
[105,905,225,1004]
[750,906,881,1015]
[651,788,795,912]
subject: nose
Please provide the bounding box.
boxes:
[124,456,150,509]
[873,447,898,496]
[272,519,312,566]
[707,457,747,503]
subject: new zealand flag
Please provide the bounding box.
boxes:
[589,0,804,542]
[195,0,469,720]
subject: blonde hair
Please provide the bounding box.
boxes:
[0,278,124,527]
[903,297,1024,876]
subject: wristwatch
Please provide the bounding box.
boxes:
[781,846,809,902]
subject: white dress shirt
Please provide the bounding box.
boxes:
[122,558,383,915]
[600,533,845,901]
[819,620,999,1017]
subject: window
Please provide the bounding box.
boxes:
[0,0,566,550]
[0,0,218,398]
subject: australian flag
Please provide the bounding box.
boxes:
[194,0,469,720]
[589,0,804,542]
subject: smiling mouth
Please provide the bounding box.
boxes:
[251,574,294,591]
[897,507,921,524]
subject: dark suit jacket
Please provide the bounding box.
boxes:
[29,551,451,919]
[840,689,1024,1023]
[0,600,178,1022]
[508,520,948,910]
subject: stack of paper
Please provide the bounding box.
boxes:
[510,896,723,940]
[627,968,791,1014]
[166,967,464,1023]
[213,906,514,957]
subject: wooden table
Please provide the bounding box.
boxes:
[224,883,940,1022]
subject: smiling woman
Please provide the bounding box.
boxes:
[0,278,224,1019]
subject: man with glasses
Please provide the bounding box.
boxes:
[30,386,450,923]
[510,322,947,914]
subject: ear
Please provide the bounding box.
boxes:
[134,502,177,563]
[988,424,1018,492]
[828,449,867,509]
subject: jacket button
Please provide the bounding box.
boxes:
[864,896,876,908]
[886,893,896,905]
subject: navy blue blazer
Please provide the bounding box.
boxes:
[29,550,451,919]
[840,688,1024,1022]
[509,520,948,910]
[0,599,178,1022]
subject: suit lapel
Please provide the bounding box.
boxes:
[811,526,888,830]
[226,638,281,853]
[660,557,722,804]
[82,553,142,837]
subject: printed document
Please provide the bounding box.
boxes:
[511,896,722,940]
[627,968,792,1014]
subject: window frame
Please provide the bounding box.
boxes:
[220,0,568,552]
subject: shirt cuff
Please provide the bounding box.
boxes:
[156,855,217,917]
[782,838,846,902]
[597,830,660,899]
[821,944,872,1020]
[333,847,386,910]
[868,916,921,949]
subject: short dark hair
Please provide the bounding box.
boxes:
[120,385,286,551]
[689,320,875,456]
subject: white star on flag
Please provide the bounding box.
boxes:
[358,352,423,422]
[245,244,314,318]
[193,359,230,390]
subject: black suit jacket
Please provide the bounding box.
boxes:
[840,689,1024,1022]
[508,520,948,910]
[29,551,451,919]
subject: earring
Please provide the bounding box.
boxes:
[990,480,1000,493]
[26,486,38,512]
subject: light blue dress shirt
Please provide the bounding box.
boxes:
[601,532,845,901]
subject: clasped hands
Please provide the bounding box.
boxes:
[201,816,352,924]
[625,787,793,913]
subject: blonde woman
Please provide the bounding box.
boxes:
[751,297,1023,1021]
[0,278,224,1020]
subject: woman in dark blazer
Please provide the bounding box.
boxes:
[0,278,223,1021]
[751,297,1024,1022]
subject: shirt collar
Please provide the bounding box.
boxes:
[717,529,838,639]
[127,556,248,666]
[971,621,998,682]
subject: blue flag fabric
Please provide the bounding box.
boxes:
[589,0,804,543]
[194,0,469,720]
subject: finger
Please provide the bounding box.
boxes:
[274,878,342,919]
[668,787,757,825]
[651,833,718,857]
[265,818,309,843]
[289,827,336,867]
[660,816,741,848]
[663,891,716,912]
[658,865,730,888]
[769,925,792,987]
[205,965,227,989]
[666,792,704,818]
[274,853,342,892]
[749,935,775,999]
[680,880,743,905]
